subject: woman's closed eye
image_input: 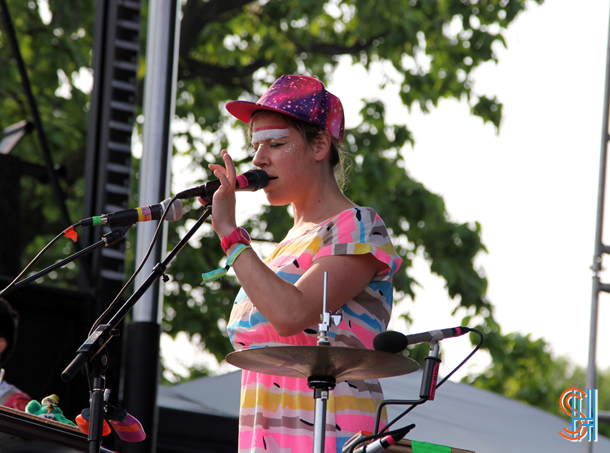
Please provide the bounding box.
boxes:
[251,140,286,154]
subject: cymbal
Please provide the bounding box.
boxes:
[226,345,419,380]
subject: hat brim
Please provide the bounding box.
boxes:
[226,100,316,128]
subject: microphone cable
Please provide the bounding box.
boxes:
[88,167,262,333]
[0,224,80,297]
[88,196,185,336]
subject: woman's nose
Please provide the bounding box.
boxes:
[252,145,269,167]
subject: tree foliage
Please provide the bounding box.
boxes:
[164,0,543,370]
[7,2,592,429]
[0,1,95,280]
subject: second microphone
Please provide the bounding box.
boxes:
[78,198,184,227]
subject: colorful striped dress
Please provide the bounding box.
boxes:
[227,207,402,453]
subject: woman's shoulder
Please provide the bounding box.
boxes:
[318,207,392,245]
[325,206,385,226]
[280,207,386,244]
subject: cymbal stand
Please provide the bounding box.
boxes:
[316,272,341,346]
[308,375,336,453]
[309,272,342,453]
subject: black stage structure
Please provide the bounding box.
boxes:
[0,0,178,452]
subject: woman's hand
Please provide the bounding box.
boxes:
[198,150,238,239]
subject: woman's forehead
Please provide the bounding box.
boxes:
[251,112,294,143]
[252,110,289,127]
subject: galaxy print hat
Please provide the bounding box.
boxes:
[225,75,345,143]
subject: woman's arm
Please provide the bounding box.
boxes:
[200,150,383,336]
[230,248,380,336]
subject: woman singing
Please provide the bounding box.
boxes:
[201,74,402,453]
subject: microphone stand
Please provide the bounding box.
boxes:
[372,341,441,435]
[0,227,131,297]
[62,206,212,453]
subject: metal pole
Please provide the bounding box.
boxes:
[308,377,335,453]
[121,1,180,452]
[133,0,180,323]
[585,6,610,453]
[312,391,328,453]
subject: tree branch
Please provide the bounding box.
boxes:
[180,0,255,60]
[292,30,390,58]
[295,39,368,56]
[179,57,271,91]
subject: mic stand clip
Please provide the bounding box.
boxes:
[419,341,441,401]
[373,341,442,435]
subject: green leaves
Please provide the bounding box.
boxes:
[3,0,547,385]
[154,1,544,378]
[472,95,502,132]
[1,0,96,283]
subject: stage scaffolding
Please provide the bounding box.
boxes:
[586,5,610,453]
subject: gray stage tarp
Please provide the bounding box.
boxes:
[157,370,610,453]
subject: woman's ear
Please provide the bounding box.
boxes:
[312,131,332,162]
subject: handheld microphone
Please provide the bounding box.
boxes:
[373,327,471,353]
[78,198,183,227]
[344,425,415,453]
[176,169,269,200]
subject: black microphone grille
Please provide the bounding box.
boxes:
[373,330,408,354]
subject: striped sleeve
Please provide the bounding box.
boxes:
[313,207,403,277]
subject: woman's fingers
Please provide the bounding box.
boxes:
[204,151,238,237]
[208,151,236,192]
[222,150,236,180]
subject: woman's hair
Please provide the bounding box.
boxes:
[248,111,351,189]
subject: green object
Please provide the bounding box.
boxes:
[411,440,452,453]
[25,394,77,427]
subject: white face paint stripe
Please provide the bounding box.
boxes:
[252,127,290,144]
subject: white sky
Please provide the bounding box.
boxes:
[162,0,610,382]
[339,0,610,379]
